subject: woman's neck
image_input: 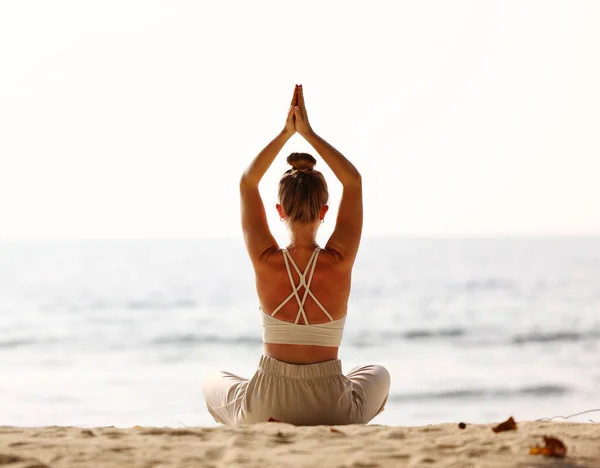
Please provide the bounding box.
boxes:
[286,222,319,249]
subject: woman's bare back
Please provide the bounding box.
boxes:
[255,246,352,363]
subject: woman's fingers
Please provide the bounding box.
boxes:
[284,105,296,133]
[297,85,305,108]
[290,85,299,107]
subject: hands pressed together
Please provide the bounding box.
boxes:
[284,84,313,138]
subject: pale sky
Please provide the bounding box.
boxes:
[0,0,598,240]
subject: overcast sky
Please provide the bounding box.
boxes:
[1,0,598,240]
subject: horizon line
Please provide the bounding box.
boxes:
[1,233,599,242]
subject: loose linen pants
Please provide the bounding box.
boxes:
[202,356,390,426]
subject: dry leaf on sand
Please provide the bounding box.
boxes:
[530,436,567,458]
[492,416,517,433]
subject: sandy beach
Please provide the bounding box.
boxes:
[1,421,598,468]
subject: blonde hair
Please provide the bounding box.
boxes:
[278,153,329,223]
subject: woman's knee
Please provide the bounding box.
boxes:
[201,372,233,408]
[372,365,391,388]
[350,364,391,389]
[201,373,220,397]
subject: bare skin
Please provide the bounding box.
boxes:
[240,85,363,364]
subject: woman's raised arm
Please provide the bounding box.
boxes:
[239,87,298,263]
[294,86,363,263]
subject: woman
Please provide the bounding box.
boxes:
[202,85,390,426]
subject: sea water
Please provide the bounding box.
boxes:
[1,237,599,427]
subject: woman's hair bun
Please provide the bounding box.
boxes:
[287,152,316,173]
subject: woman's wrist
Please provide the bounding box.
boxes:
[280,128,295,140]
[301,128,317,141]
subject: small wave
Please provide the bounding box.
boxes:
[401,328,466,339]
[518,384,570,396]
[127,299,197,310]
[150,334,262,347]
[0,338,39,349]
[512,331,600,345]
[350,328,467,346]
[389,384,571,402]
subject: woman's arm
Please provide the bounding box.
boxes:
[240,130,293,187]
[294,86,363,262]
[303,132,362,187]
[240,87,298,263]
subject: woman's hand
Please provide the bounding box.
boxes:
[283,85,299,136]
[294,85,313,137]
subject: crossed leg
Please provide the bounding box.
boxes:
[346,364,391,423]
[201,371,249,425]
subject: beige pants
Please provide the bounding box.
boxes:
[202,356,390,426]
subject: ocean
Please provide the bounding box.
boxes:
[1,237,599,428]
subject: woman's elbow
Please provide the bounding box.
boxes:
[239,173,261,190]
[344,172,362,187]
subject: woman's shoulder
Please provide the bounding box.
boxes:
[255,246,351,273]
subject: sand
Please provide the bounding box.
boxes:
[1,421,599,468]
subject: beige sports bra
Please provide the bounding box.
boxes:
[260,248,346,347]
